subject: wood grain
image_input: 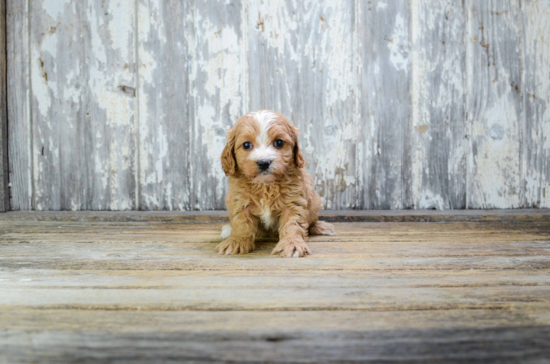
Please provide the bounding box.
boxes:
[410,0,467,209]
[2,310,549,363]
[2,209,550,223]
[248,0,358,209]
[6,0,31,211]
[0,0,8,212]
[187,0,246,210]
[467,0,524,208]
[1,217,550,362]
[5,0,550,210]
[3,285,550,311]
[4,269,550,289]
[1,221,549,273]
[28,0,137,211]
[359,0,411,209]
[82,0,138,210]
[30,0,83,210]
[137,0,190,211]
[523,0,550,208]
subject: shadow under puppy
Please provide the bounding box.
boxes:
[218,110,336,258]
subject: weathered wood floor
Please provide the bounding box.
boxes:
[1,211,550,363]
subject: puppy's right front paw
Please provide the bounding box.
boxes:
[216,237,254,255]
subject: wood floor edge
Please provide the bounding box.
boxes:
[1,209,550,222]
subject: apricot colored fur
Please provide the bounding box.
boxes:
[217,111,336,258]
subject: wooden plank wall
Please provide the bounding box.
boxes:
[0,0,8,212]
[5,0,550,211]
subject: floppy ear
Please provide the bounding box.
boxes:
[221,128,237,176]
[291,126,306,168]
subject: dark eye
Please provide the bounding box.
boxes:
[274,139,284,148]
[243,142,252,150]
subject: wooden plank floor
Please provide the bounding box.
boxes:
[1,211,550,363]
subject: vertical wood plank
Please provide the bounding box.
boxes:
[0,0,8,211]
[359,0,411,209]
[188,0,246,210]
[6,0,31,210]
[248,0,358,209]
[30,0,136,210]
[137,0,190,211]
[467,0,524,208]
[410,0,467,209]
[245,1,356,209]
[82,0,137,210]
[30,0,82,210]
[523,0,550,208]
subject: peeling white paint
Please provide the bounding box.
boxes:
[42,0,67,20]
[417,190,446,210]
[138,0,193,210]
[471,96,521,208]
[13,0,549,211]
[107,1,134,57]
[247,0,357,208]
[302,123,315,156]
[137,35,158,84]
[388,14,409,72]
[256,1,300,63]
[466,2,524,209]
[410,0,467,209]
[523,0,550,207]
[187,5,245,205]
[31,51,51,118]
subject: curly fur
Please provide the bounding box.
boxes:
[217,110,336,258]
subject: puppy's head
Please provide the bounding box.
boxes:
[221,110,305,183]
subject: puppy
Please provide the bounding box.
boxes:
[217,110,336,258]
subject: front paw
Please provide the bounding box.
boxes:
[271,238,311,258]
[216,237,254,255]
[309,221,336,236]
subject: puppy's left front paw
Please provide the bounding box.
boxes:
[271,239,311,258]
[309,221,336,236]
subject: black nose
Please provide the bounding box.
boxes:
[257,160,271,171]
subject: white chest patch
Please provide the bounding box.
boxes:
[260,206,276,230]
[257,196,277,230]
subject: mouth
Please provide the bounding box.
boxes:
[253,171,275,182]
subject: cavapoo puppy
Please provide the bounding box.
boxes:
[217,110,336,258]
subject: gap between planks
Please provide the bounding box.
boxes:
[1,209,550,223]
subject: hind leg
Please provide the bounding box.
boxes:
[309,221,336,236]
[220,224,232,238]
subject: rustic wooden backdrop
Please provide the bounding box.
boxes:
[5,0,550,211]
[0,0,8,212]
